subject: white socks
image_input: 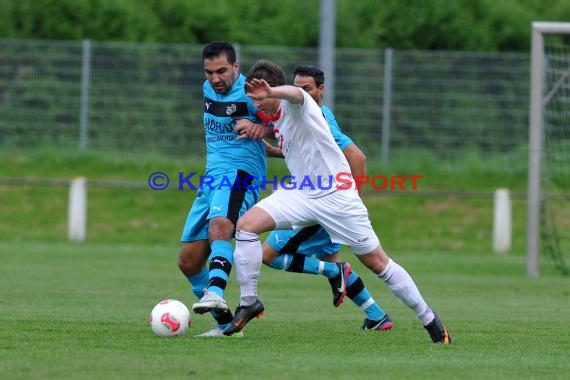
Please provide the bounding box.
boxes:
[378,259,435,325]
[234,229,262,306]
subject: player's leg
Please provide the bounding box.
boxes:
[178,241,210,300]
[263,227,343,279]
[179,193,237,336]
[263,232,351,307]
[179,190,211,295]
[263,229,392,329]
[320,254,393,330]
[192,217,234,313]
[317,189,451,344]
[223,205,277,336]
[179,242,236,336]
[225,189,312,336]
[178,193,214,304]
[356,247,450,343]
[192,170,259,315]
[263,228,355,308]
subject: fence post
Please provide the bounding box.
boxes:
[79,39,91,153]
[319,0,336,110]
[68,177,87,242]
[382,48,393,166]
[493,188,512,254]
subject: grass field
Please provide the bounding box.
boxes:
[0,150,530,252]
[1,151,568,379]
[1,241,569,380]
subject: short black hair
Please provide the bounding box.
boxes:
[293,65,325,87]
[202,41,236,64]
[246,59,287,87]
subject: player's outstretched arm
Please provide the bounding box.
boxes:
[246,79,304,105]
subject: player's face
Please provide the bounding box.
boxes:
[294,75,324,106]
[255,98,281,117]
[204,53,239,94]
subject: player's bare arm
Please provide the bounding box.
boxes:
[263,139,284,157]
[343,143,367,197]
[246,79,304,105]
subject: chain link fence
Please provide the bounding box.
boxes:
[0,39,530,170]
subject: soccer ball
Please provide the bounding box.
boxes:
[149,299,191,337]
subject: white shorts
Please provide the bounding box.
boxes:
[255,188,381,255]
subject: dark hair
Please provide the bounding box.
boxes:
[246,59,287,87]
[293,65,325,87]
[202,41,236,64]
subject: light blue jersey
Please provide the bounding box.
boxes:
[321,105,353,151]
[203,73,266,180]
[181,73,266,242]
[267,104,354,256]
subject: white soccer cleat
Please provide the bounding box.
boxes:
[191,290,229,314]
[194,325,244,338]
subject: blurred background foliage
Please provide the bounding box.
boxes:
[0,0,569,51]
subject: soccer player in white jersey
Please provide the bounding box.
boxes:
[223,60,451,344]
[261,65,393,331]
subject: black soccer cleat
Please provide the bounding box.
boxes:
[424,311,452,344]
[361,314,394,331]
[328,262,351,307]
[223,298,265,336]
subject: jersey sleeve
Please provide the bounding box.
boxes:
[246,97,262,124]
[320,105,354,151]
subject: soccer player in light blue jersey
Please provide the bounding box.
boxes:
[262,65,393,331]
[178,41,271,337]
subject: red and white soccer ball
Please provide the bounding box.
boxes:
[149,299,191,337]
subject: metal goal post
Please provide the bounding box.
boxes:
[527,21,570,277]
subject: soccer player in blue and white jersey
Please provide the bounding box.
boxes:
[262,65,393,331]
[225,60,451,344]
[178,42,271,337]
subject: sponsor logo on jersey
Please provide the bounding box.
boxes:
[226,104,237,115]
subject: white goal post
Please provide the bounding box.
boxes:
[527,21,570,277]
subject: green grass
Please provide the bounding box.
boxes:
[0,148,530,191]
[0,183,530,252]
[1,241,569,380]
[0,151,568,379]
[0,150,530,253]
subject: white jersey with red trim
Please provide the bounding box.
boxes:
[272,90,354,198]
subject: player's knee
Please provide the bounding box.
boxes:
[262,244,279,266]
[236,208,274,233]
[208,217,235,240]
[178,246,203,275]
[357,247,389,274]
[236,216,252,232]
[177,252,192,274]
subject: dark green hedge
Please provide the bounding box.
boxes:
[1,0,569,51]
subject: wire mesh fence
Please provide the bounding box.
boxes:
[0,39,530,170]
